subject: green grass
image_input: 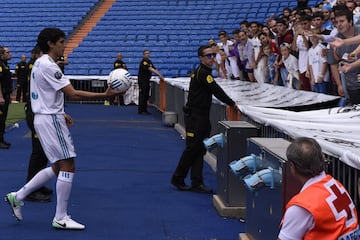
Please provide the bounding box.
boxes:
[6,102,26,126]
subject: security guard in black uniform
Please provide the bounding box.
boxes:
[15,54,29,102]
[24,45,52,201]
[171,45,239,194]
[137,49,164,114]
[113,52,128,105]
[0,47,13,149]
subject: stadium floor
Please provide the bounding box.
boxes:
[0,103,244,240]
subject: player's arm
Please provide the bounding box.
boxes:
[62,84,122,100]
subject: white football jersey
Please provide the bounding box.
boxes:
[30,54,70,114]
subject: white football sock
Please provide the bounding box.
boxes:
[16,167,55,201]
[55,171,74,221]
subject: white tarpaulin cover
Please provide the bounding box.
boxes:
[238,105,360,170]
[163,78,339,108]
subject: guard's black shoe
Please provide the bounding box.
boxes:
[138,111,152,115]
[191,184,213,194]
[171,176,191,191]
[25,191,51,202]
[0,141,10,149]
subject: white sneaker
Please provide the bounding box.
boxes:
[52,215,85,230]
[5,192,24,221]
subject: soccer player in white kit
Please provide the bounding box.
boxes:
[5,28,122,230]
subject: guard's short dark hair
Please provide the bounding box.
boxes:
[198,45,212,57]
[37,28,65,54]
[286,137,325,178]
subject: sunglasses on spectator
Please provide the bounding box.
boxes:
[203,53,216,59]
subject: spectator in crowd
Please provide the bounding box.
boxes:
[322,4,334,30]
[308,31,330,93]
[292,14,312,91]
[278,137,358,240]
[171,45,238,194]
[137,49,164,115]
[275,18,294,85]
[263,44,278,84]
[0,46,12,149]
[280,43,300,89]
[238,30,255,82]
[240,20,250,35]
[250,21,266,83]
[328,7,360,104]
[261,25,275,39]
[218,30,240,79]
[266,18,278,37]
[15,54,29,103]
[209,39,227,79]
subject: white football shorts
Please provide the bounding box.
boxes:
[34,114,77,163]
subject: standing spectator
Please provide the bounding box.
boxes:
[218,30,240,79]
[0,46,12,149]
[328,7,360,104]
[263,44,278,84]
[250,21,265,83]
[171,45,238,194]
[281,43,300,89]
[15,54,29,103]
[308,32,330,93]
[238,30,255,82]
[278,137,358,240]
[4,27,122,230]
[137,49,164,115]
[293,14,312,91]
[275,18,294,85]
[240,20,250,36]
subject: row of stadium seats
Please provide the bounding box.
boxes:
[1,0,317,77]
[0,0,98,69]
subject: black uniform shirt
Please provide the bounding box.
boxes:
[113,60,128,70]
[15,61,29,82]
[187,63,235,113]
[0,60,12,91]
[138,58,155,81]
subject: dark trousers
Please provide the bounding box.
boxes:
[16,81,28,102]
[25,103,48,183]
[173,111,211,186]
[348,88,360,105]
[138,79,150,113]
[0,92,10,142]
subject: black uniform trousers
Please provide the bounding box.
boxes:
[0,90,11,142]
[24,102,48,183]
[16,79,28,102]
[173,109,211,186]
[138,78,150,113]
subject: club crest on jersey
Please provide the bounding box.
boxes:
[206,75,214,83]
[31,92,39,100]
[54,71,62,80]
